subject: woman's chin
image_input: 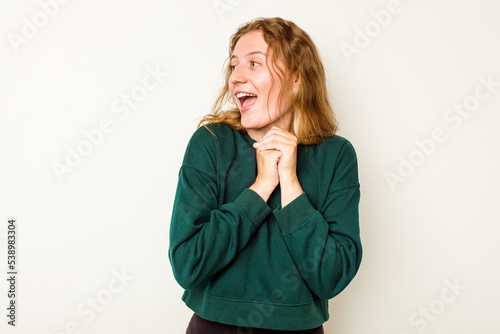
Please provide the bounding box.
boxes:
[239,117,253,130]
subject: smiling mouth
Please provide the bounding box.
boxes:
[236,92,257,110]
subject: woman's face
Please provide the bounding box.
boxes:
[229,30,296,141]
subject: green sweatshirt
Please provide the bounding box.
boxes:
[169,123,361,331]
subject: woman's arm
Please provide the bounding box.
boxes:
[274,140,362,300]
[253,127,361,299]
[168,128,272,291]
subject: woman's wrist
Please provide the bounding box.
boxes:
[279,173,303,208]
[249,179,277,203]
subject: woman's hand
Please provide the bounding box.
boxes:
[252,126,298,179]
[251,126,303,207]
[249,147,281,203]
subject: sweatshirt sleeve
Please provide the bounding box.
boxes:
[168,128,272,291]
[273,139,362,300]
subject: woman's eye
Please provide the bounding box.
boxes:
[230,65,236,71]
[251,61,259,67]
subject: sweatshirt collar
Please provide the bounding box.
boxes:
[241,130,257,147]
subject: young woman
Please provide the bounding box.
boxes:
[169,17,362,333]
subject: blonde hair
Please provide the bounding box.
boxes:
[198,17,337,145]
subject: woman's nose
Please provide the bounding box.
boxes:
[230,65,247,85]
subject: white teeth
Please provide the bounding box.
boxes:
[236,92,256,98]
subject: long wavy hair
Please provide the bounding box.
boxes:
[198,17,338,145]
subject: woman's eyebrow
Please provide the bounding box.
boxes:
[231,50,266,60]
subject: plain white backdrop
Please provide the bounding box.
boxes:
[1,0,499,333]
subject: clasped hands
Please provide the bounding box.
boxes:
[249,126,303,207]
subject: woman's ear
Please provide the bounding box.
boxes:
[292,73,300,92]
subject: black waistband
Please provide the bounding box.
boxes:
[186,313,324,334]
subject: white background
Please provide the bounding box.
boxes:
[1,0,499,333]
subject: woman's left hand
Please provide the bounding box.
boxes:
[252,126,298,180]
[253,126,303,207]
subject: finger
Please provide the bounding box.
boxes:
[254,135,297,151]
[254,131,295,145]
[261,127,294,141]
[256,149,282,165]
[256,128,297,146]
[257,148,282,157]
[268,126,297,141]
[256,143,289,155]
